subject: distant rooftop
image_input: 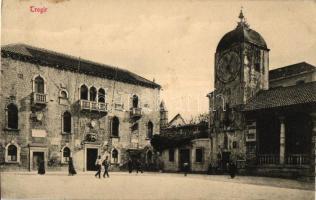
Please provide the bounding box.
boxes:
[269,62,315,81]
[1,43,160,89]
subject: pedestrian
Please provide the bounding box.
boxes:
[102,156,110,178]
[228,161,237,179]
[95,155,102,178]
[136,159,143,174]
[68,157,77,176]
[183,162,189,176]
[127,158,133,173]
[38,158,45,175]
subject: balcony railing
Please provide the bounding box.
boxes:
[32,92,47,105]
[130,107,142,119]
[79,100,108,112]
[257,154,279,165]
[285,154,310,165]
[257,154,310,166]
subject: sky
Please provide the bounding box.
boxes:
[1,0,316,120]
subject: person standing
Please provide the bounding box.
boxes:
[183,162,190,176]
[228,161,237,179]
[68,157,77,176]
[102,156,110,178]
[95,155,102,178]
[38,157,45,175]
[127,158,133,173]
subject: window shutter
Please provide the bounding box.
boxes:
[108,117,113,135]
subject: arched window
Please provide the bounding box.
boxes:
[60,90,68,99]
[98,88,106,103]
[5,143,20,163]
[112,117,119,137]
[147,121,153,139]
[90,87,97,101]
[63,111,71,133]
[112,149,118,164]
[7,104,18,129]
[34,76,45,93]
[62,147,71,163]
[147,150,153,164]
[8,145,17,161]
[132,95,138,108]
[80,85,88,100]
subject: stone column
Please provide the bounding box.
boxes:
[279,117,286,165]
[310,113,316,175]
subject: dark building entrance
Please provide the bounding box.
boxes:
[179,149,190,172]
[32,152,44,171]
[86,148,98,171]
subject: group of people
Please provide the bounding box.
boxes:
[95,155,110,178]
[127,158,143,173]
[37,157,77,176]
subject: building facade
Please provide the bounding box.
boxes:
[208,11,316,178]
[0,44,161,171]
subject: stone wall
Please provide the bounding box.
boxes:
[0,56,160,171]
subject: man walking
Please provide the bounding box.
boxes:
[102,156,110,178]
[95,155,102,178]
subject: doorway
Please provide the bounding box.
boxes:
[86,148,98,171]
[179,149,190,172]
[221,151,231,171]
[32,152,44,171]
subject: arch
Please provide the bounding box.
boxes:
[61,146,71,163]
[34,75,45,93]
[60,89,68,99]
[89,87,97,101]
[5,142,20,163]
[147,121,154,139]
[6,103,18,129]
[112,117,120,137]
[98,88,106,103]
[111,148,119,164]
[62,111,71,133]
[80,85,88,100]
[132,95,139,108]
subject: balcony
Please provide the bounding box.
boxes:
[257,154,310,166]
[79,100,108,113]
[130,107,142,119]
[32,92,47,106]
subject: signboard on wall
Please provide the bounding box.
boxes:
[32,129,47,138]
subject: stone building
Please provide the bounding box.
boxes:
[0,43,161,171]
[158,121,209,173]
[208,11,316,177]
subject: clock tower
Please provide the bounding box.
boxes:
[209,10,269,165]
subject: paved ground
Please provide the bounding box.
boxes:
[1,172,315,200]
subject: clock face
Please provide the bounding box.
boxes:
[217,52,241,83]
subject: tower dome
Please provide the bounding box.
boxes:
[216,10,268,52]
